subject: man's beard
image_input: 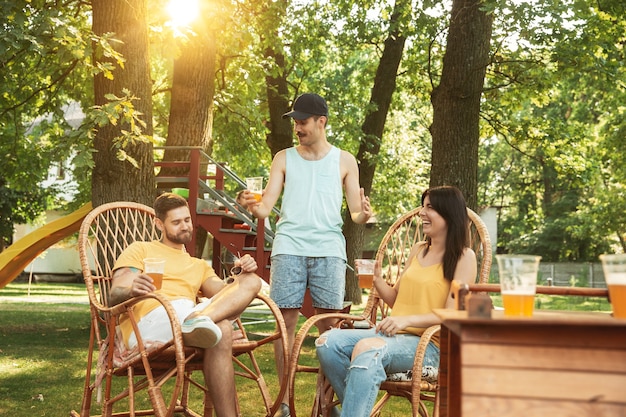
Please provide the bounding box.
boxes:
[165,230,192,245]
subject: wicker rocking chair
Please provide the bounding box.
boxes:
[286,207,492,417]
[70,201,288,417]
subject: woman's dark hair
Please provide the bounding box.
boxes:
[421,186,469,281]
[154,192,188,221]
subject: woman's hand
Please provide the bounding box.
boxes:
[375,316,410,337]
[372,259,383,284]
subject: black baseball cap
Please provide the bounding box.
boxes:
[282,93,328,119]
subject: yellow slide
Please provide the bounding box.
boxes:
[0,203,92,289]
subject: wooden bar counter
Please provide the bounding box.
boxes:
[435,309,626,417]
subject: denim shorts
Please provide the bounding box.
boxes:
[270,254,346,310]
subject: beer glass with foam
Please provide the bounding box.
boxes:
[496,255,541,318]
[143,258,166,290]
[355,259,375,289]
[599,253,626,319]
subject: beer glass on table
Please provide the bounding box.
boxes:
[496,254,541,318]
[600,253,626,319]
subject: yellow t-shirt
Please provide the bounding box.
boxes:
[390,254,451,346]
[113,240,218,345]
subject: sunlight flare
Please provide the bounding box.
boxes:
[166,0,200,28]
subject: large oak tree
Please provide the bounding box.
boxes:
[429,0,493,210]
[91,0,155,206]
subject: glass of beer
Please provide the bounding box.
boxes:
[355,259,375,289]
[143,258,166,290]
[246,177,264,202]
[599,253,626,319]
[496,255,541,318]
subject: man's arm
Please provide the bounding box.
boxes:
[109,267,156,306]
[341,150,372,224]
[247,150,286,219]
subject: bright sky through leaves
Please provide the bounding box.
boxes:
[166,0,199,28]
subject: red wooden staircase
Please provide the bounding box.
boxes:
[154,146,273,282]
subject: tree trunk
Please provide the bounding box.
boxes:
[265,48,293,158]
[160,23,216,178]
[343,0,409,304]
[159,19,218,257]
[429,0,493,210]
[91,0,154,207]
[262,0,293,158]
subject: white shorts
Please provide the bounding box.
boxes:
[127,298,212,349]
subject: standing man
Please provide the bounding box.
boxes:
[110,192,262,417]
[246,93,372,417]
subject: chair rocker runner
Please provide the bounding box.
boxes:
[286,207,492,417]
[70,201,288,417]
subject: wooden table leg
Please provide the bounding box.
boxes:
[438,324,449,417]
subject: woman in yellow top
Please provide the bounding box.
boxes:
[316,186,477,417]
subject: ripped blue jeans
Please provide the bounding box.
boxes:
[315,327,440,416]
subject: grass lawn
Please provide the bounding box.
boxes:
[0,283,414,416]
[0,283,91,417]
[1,282,611,417]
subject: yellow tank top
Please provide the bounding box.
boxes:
[390,254,450,346]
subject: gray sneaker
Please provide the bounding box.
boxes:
[272,403,290,417]
[181,316,222,348]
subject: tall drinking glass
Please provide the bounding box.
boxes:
[143,258,166,290]
[599,253,626,319]
[496,255,541,318]
[246,177,263,202]
[355,259,375,289]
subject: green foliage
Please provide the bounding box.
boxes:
[90,90,152,169]
[0,0,94,239]
[0,183,49,248]
[479,0,626,260]
[1,0,625,263]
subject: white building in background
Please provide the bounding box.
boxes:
[36,101,84,202]
[480,207,498,256]
[12,102,85,280]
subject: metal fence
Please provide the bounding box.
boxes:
[490,262,607,288]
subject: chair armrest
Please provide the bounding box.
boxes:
[108,292,179,323]
[103,292,187,356]
[298,312,373,339]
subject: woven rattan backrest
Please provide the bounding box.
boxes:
[365,207,492,323]
[466,208,492,284]
[78,202,160,310]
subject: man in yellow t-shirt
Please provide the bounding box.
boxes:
[110,192,262,417]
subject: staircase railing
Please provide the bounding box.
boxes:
[153,146,276,261]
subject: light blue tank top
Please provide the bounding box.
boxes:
[271,146,346,260]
